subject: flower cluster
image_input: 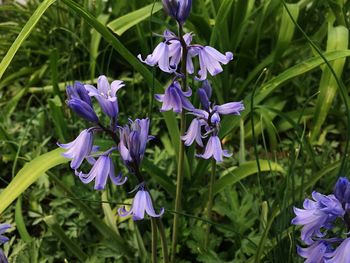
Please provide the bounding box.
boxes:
[59,75,163,221]
[0,223,11,263]
[139,0,244,163]
[292,177,350,262]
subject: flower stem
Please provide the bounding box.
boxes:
[157,218,169,263]
[204,158,216,249]
[151,218,158,263]
[171,24,188,263]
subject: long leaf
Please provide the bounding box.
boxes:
[0,0,56,80]
[107,2,162,36]
[0,148,67,214]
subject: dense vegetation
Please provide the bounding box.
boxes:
[0,0,349,262]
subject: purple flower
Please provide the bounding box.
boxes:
[213,102,245,115]
[155,81,193,113]
[181,118,204,147]
[0,249,8,263]
[195,46,233,81]
[118,187,164,221]
[196,135,231,163]
[66,82,98,122]
[0,224,10,245]
[58,129,94,170]
[119,118,153,170]
[162,0,192,24]
[334,177,350,210]
[197,80,212,111]
[297,241,332,263]
[292,191,344,245]
[138,42,174,73]
[75,152,127,190]
[85,75,124,118]
[325,238,350,263]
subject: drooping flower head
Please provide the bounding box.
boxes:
[297,241,332,263]
[334,177,350,210]
[118,184,164,221]
[85,75,124,118]
[66,81,98,122]
[0,224,10,245]
[0,223,11,263]
[119,118,154,172]
[58,128,95,170]
[75,148,127,190]
[162,0,192,24]
[155,81,194,113]
[325,238,350,262]
[292,191,344,245]
[182,81,244,162]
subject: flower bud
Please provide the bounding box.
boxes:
[162,0,192,24]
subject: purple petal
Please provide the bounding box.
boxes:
[214,102,245,115]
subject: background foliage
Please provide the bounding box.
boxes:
[0,0,349,262]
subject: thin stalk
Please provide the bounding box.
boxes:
[151,218,158,263]
[171,23,188,263]
[157,219,169,263]
[204,158,216,249]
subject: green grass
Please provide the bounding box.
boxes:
[0,0,349,262]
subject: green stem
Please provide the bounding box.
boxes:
[157,219,169,263]
[204,158,216,248]
[151,218,158,263]
[171,24,188,263]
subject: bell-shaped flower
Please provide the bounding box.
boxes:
[155,81,194,113]
[0,224,10,245]
[196,135,231,163]
[292,192,344,245]
[138,42,174,73]
[85,75,124,118]
[196,46,233,81]
[162,0,192,24]
[325,238,350,263]
[197,80,212,110]
[66,82,98,122]
[75,151,127,190]
[0,249,8,263]
[297,241,332,263]
[118,187,164,221]
[119,118,153,170]
[181,118,204,147]
[213,101,245,115]
[58,129,94,170]
[334,177,350,210]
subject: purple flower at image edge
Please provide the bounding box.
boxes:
[0,224,10,245]
[155,81,194,113]
[297,241,332,263]
[325,238,350,262]
[85,75,124,118]
[118,186,164,221]
[162,0,192,24]
[58,128,95,170]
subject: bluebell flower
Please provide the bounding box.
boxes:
[334,177,350,210]
[195,46,233,81]
[66,82,98,122]
[138,42,173,73]
[292,191,344,245]
[58,128,95,170]
[119,118,153,170]
[0,224,10,245]
[162,0,192,24]
[297,241,332,263]
[213,102,245,115]
[85,75,124,118]
[196,135,232,163]
[0,250,8,263]
[118,186,164,221]
[181,118,204,147]
[155,81,194,113]
[75,150,127,190]
[325,238,350,262]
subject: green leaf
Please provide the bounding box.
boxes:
[0,148,68,214]
[107,2,162,36]
[220,50,350,138]
[310,25,348,141]
[213,160,285,195]
[0,0,56,80]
